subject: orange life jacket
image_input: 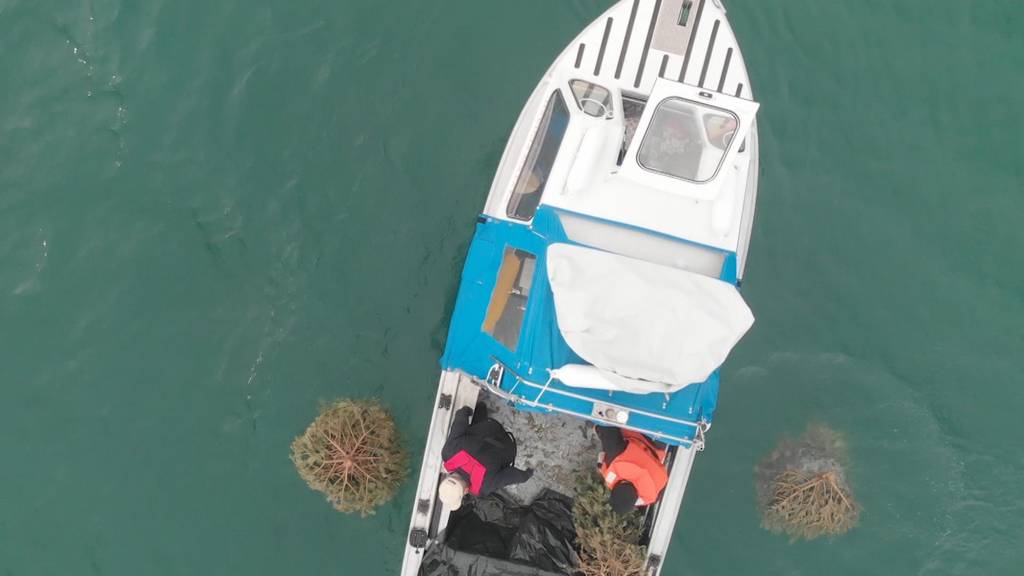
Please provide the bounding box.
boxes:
[600,430,668,506]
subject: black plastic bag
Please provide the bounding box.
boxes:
[418,490,579,576]
[418,546,569,576]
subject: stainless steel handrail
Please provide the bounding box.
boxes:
[480,360,706,447]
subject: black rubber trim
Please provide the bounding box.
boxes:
[698,19,720,87]
[717,47,733,92]
[595,17,613,76]
[634,0,663,88]
[409,528,428,549]
[427,473,445,537]
[615,0,641,79]
[678,0,705,81]
[658,53,669,78]
[574,43,586,69]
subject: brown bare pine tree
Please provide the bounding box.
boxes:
[291,399,408,516]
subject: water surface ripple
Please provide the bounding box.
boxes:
[1,1,1021,574]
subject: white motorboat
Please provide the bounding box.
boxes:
[402,1,760,574]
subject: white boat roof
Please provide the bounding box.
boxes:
[542,78,758,252]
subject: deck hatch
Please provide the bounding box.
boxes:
[653,0,698,56]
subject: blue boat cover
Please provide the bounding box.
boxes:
[440,207,732,445]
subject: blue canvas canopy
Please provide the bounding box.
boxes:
[440,207,734,446]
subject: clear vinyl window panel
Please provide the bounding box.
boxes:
[482,248,537,352]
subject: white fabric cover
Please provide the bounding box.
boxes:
[546,243,754,394]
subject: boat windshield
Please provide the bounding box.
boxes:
[637,97,737,182]
[569,79,613,118]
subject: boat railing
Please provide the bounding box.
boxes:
[479,358,708,449]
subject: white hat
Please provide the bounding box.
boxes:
[438,474,468,510]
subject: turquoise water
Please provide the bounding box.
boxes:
[1,0,1022,574]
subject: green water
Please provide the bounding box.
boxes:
[1,0,1022,574]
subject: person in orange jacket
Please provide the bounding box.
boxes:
[595,425,669,514]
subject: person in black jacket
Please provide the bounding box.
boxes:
[437,402,533,510]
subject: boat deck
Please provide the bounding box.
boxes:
[480,394,600,503]
[489,364,714,448]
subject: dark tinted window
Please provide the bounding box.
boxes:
[507,92,570,221]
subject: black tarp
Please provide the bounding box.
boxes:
[418,490,580,576]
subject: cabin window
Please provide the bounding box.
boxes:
[482,248,537,351]
[619,95,647,164]
[507,92,570,221]
[637,98,738,182]
[569,80,613,118]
